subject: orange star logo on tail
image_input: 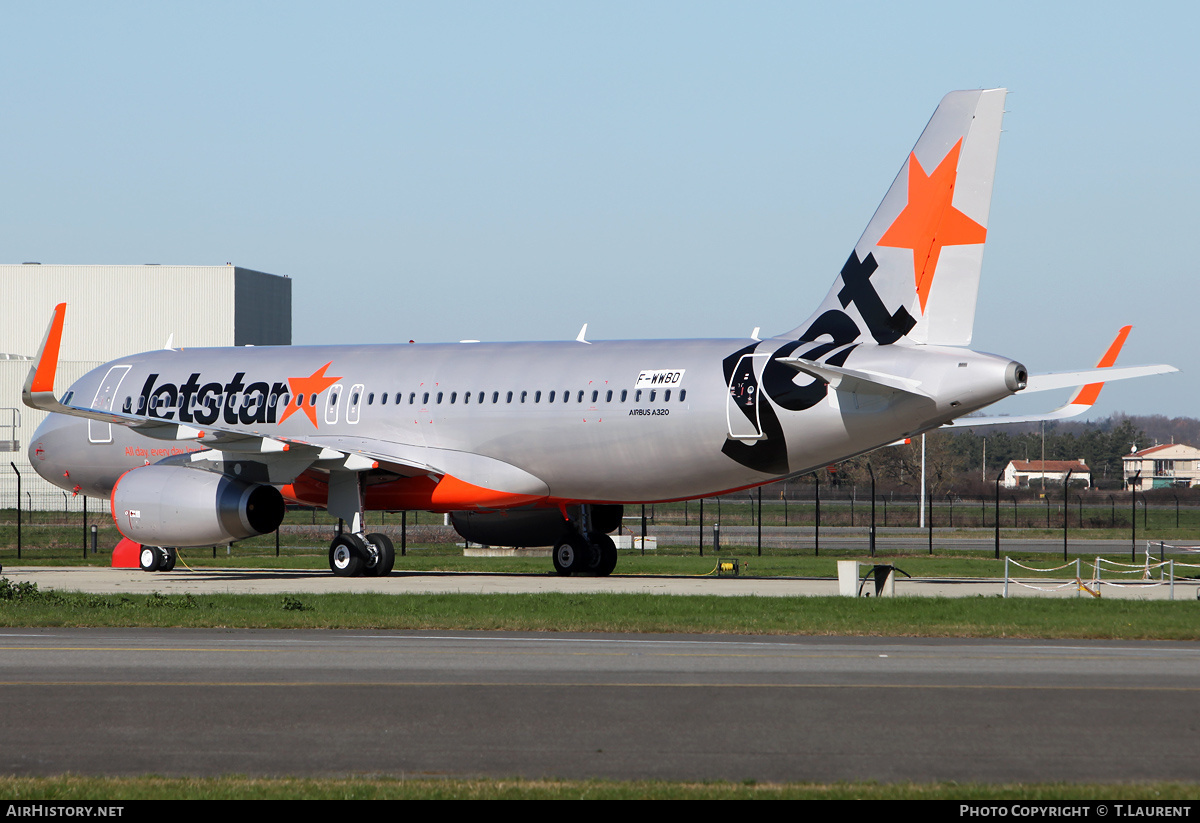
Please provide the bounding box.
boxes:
[278,362,342,428]
[877,138,986,313]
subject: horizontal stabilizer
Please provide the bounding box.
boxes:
[947,325,1176,427]
[1023,364,1177,393]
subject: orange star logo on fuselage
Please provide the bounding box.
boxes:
[877,138,986,313]
[278,362,342,428]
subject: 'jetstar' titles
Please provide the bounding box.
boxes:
[133,372,298,426]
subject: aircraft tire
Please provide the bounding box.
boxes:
[139,546,161,573]
[158,548,177,572]
[591,533,618,577]
[364,533,395,577]
[552,534,588,576]
[329,534,367,577]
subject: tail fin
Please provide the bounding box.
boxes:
[784,88,1007,346]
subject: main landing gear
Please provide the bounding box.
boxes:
[328,532,395,577]
[552,531,618,576]
[324,469,395,577]
[551,503,620,576]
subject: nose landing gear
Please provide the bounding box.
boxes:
[138,546,177,572]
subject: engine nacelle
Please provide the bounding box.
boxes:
[111,465,286,547]
[450,504,622,547]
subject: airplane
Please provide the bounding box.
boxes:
[22,88,1177,577]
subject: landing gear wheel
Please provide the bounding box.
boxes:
[158,548,177,572]
[552,534,589,576]
[329,534,368,577]
[364,533,395,577]
[591,533,618,577]
[139,546,161,572]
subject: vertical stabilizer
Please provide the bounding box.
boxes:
[784,88,1006,346]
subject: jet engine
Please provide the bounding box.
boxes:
[450,504,622,547]
[110,465,286,547]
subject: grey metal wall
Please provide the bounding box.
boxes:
[234,268,291,346]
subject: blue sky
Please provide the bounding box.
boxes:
[4,2,1195,418]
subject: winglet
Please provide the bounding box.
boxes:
[22,303,66,409]
[1068,324,1130,408]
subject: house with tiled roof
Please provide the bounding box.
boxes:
[1122,444,1200,489]
[1002,459,1091,489]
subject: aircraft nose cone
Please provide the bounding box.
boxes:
[28,414,79,489]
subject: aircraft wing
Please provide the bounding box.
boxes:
[945,325,1177,428]
[21,303,547,495]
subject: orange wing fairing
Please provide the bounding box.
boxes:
[281,471,544,512]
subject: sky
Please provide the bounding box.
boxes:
[3,1,1196,419]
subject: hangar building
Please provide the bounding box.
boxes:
[1,264,291,509]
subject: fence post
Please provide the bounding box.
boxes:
[756,487,762,557]
[10,462,20,559]
[641,504,647,557]
[812,474,820,558]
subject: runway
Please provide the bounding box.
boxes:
[1,628,1197,782]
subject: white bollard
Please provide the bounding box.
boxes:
[838,560,860,597]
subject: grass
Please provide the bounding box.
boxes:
[3,579,1199,638]
[1,775,1198,800]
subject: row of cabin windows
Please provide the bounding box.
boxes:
[362,387,686,406]
[123,386,687,414]
[123,393,309,413]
